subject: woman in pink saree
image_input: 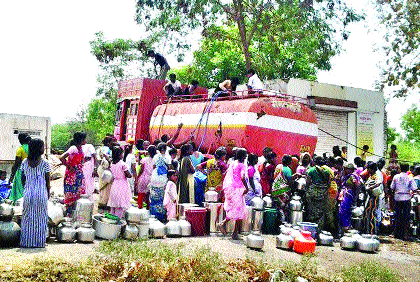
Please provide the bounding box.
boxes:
[217,148,248,240]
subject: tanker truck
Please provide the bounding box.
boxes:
[114,77,318,156]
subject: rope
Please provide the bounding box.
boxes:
[197,91,222,151]
[317,127,417,164]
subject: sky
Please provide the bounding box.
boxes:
[0,0,417,133]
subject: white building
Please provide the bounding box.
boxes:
[266,79,386,163]
[0,113,51,173]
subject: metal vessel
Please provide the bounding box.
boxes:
[263,195,273,208]
[178,203,198,218]
[276,232,294,250]
[76,223,95,243]
[125,206,149,224]
[205,202,223,234]
[178,217,192,237]
[57,221,76,243]
[92,214,125,240]
[245,231,264,250]
[123,224,139,240]
[204,187,219,203]
[165,220,181,237]
[0,221,21,246]
[357,234,380,252]
[73,195,94,224]
[318,231,334,246]
[48,200,65,226]
[149,218,166,238]
[340,235,357,250]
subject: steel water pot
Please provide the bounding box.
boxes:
[125,206,149,224]
[290,195,302,211]
[76,223,95,243]
[318,231,334,246]
[276,233,294,250]
[0,202,14,221]
[204,187,219,203]
[0,221,21,246]
[165,219,181,237]
[178,217,192,237]
[149,218,166,238]
[357,234,380,252]
[123,224,139,240]
[48,200,65,226]
[340,235,356,250]
[251,197,264,211]
[263,195,273,208]
[93,214,125,240]
[245,231,264,250]
[57,220,76,243]
[73,195,94,224]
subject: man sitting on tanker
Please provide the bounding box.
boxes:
[163,73,182,97]
[246,69,263,95]
[183,80,200,98]
[213,77,240,97]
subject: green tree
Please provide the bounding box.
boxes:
[375,0,420,97]
[401,104,420,143]
[135,0,362,69]
[386,126,400,145]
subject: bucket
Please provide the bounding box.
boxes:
[185,207,207,236]
[262,208,279,235]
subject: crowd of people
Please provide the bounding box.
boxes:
[4,129,419,248]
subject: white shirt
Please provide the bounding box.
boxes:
[125,153,136,174]
[166,80,181,90]
[248,74,263,90]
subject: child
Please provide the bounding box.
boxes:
[20,138,51,248]
[163,170,178,220]
[108,146,132,218]
[136,145,157,209]
[244,153,262,205]
[0,170,11,200]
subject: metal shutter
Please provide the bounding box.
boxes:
[314,109,348,156]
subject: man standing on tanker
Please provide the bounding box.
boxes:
[148,50,170,80]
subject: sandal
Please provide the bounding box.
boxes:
[216,222,227,236]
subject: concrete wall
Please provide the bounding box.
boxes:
[0,113,51,174]
[268,79,386,162]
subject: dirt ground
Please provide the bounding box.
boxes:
[2,165,419,281]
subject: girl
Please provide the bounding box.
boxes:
[98,136,113,210]
[217,148,248,240]
[178,144,195,204]
[260,152,276,196]
[60,132,86,215]
[82,142,97,201]
[20,138,50,248]
[163,170,178,220]
[124,143,137,197]
[136,145,157,209]
[108,146,132,218]
[9,133,31,202]
[150,143,170,222]
[244,153,262,205]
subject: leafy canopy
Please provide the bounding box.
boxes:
[401,104,420,143]
[376,0,420,97]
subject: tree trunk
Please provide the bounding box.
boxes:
[234,0,252,69]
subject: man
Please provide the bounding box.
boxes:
[163,73,182,97]
[391,163,417,240]
[360,145,369,162]
[183,80,199,97]
[148,50,170,80]
[246,69,263,94]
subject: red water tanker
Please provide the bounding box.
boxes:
[149,93,318,156]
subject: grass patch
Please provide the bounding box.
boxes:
[0,258,101,281]
[341,260,402,282]
[0,240,403,282]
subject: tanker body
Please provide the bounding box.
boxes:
[149,95,318,156]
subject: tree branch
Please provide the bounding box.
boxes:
[247,0,265,47]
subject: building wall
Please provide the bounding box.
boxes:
[268,79,386,162]
[0,114,51,173]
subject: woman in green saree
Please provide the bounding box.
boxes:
[8,133,31,202]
